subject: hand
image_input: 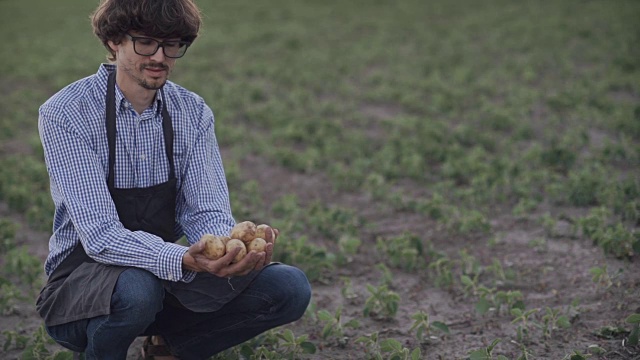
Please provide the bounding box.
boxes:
[183,240,266,277]
[261,225,279,267]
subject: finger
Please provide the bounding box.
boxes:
[263,242,274,265]
[233,251,264,275]
[189,239,205,255]
[264,226,274,243]
[210,247,240,273]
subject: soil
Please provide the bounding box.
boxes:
[1,146,639,360]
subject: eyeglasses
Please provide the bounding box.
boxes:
[125,33,191,58]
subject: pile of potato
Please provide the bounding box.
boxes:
[200,221,269,262]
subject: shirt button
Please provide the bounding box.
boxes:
[140,154,146,160]
[168,274,174,281]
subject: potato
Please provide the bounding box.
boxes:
[255,224,271,241]
[201,234,226,260]
[226,239,247,263]
[230,221,257,244]
[248,237,267,252]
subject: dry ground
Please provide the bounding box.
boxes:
[1,147,638,360]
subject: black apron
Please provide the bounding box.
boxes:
[36,71,178,326]
[37,70,259,327]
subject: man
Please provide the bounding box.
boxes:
[35,0,311,359]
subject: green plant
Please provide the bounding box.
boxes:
[589,265,622,289]
[19,325,72,360]
[494,290,525,315]
[340,276,359,301]
[541,306,572,339]
[355,332,383,360]
[317,306,360,344]
[408,310,449,343]
[275,329,316,359]
[468,338,508,360]
[3,246,44,290]
[375,232,423,271]
[447,208,491,235]
[375,263,394,288]
[306,201,361,239]
[625,313,640,346]
[0,218,17,254]
[562,350,592,360]
[0,279,25,315]
[337,234,361,264]
[3,330,29,351]
[355,332,422,360]
[378,338,422,360]
[273,235,335,282]
[577,207,639,258]
[363,283,400,319]
[428,255,453,288]
[511,308,540,342]
[458,248,482,277]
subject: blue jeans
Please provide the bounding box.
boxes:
[45,264,311,360]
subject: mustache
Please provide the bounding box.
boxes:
[141,63,169,70]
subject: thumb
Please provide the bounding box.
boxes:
[190,239,205,254]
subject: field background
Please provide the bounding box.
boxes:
[1,0,639,359]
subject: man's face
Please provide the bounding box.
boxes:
[110,32,180,91]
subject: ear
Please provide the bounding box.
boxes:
[107,40,119,53]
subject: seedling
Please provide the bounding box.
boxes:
[355,331,383,360]
[273,235,335,282]
[428,255,453,288]
[0,219,17,254]
[3,246,45,291]
[340,277,359,301]
[337,234,361,264]
[561,350,592,360]
[355,331,422,360]
[317,306,360,345]
[468,338,508,360]
[494,290,525,315]
[363,283,400,319]
[375,232,423,271]
[625,313,640,346]
[541,307,571,339]
[511,308,540,342]
[0,280,25,315]
[589,265,622,290]
[375,263,394,288]
[2,330,29,351]
[379,338,422,360]
[458,248,482,277]
[408,310,449,343]
[275,329,317,358]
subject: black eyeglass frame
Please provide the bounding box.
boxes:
[124,33,191,59]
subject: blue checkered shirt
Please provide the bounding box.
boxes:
[38,64,235,282]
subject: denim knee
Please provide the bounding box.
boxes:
[269,265,311,322]
[111,268,164,324]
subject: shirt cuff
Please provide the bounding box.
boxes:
[181,269,197,283]
[157,242,189,282]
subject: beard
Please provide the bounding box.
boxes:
[138,63,170,89]
[122,62,170,90]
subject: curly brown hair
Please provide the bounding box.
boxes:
[91,0,202,61]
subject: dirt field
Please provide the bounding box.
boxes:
[1,153,639,359]
[1,0,639,359]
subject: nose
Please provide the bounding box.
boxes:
[149,47,166,62]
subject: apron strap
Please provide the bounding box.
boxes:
[106,71,117,188]
[106,70,175,187]
[160,88,175,180]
